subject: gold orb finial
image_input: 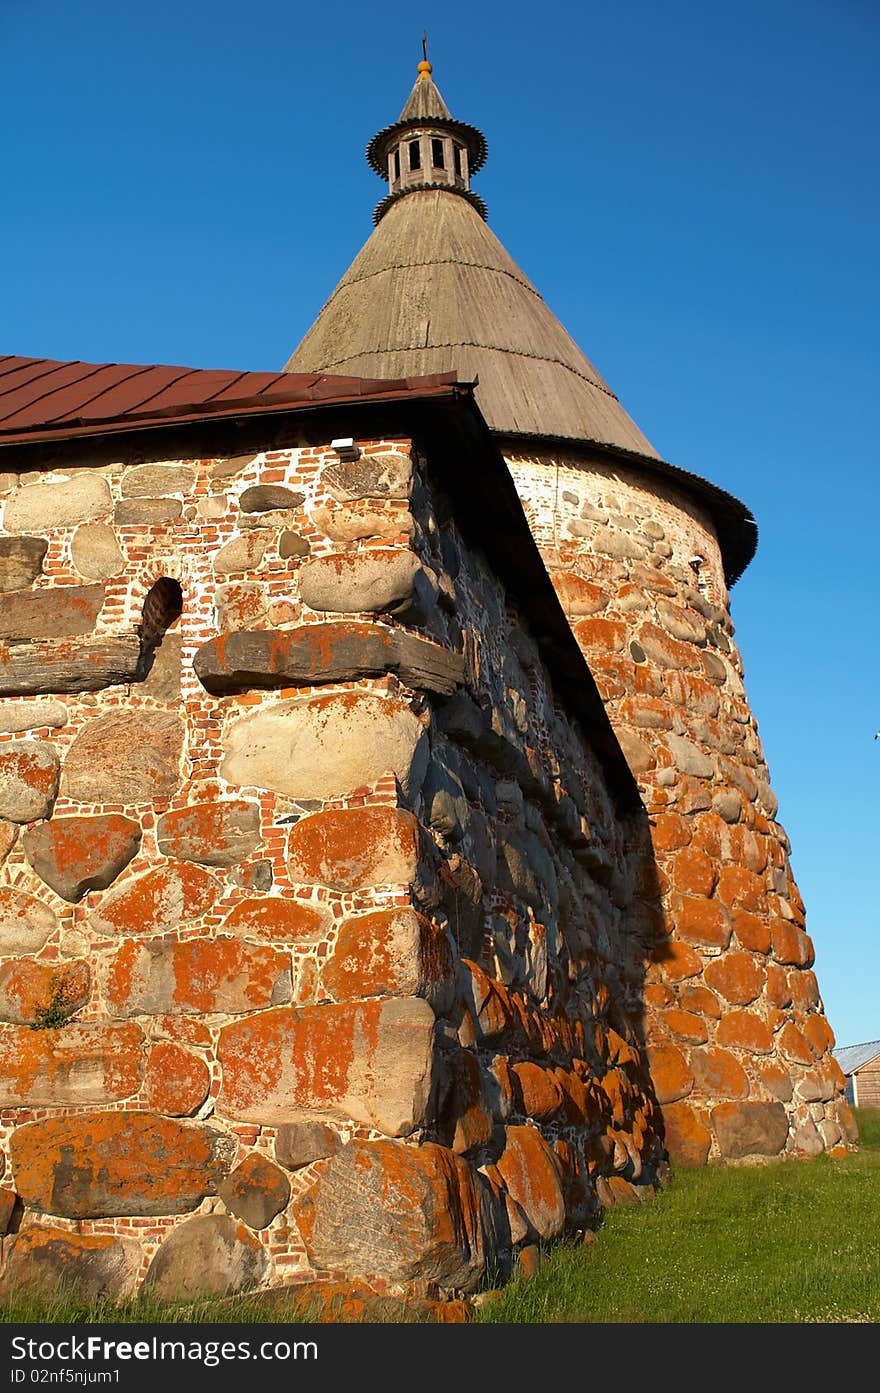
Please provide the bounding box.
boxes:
[418,58,432,79]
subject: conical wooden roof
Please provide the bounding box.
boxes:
[285,63,758,582]
[286,188,657,455]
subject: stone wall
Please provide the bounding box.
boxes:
[505,445,856,1165]
[0,433,662,1303]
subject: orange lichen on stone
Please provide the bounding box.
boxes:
[0,958,90,1026]
[764,963,792,1008]
[512,1062,564,1121]
[100,936,290,1016]
[755,1060,794,1101]
[676,895,731,949]
[690,1046,750,1099]
[715,866,766,912]
[22,814,141,902]
[661,1008,708,1044]
[293,1138,486,1292]
[143,1042,211,1115]
[670,847,717,897]
[679,984,722,1019]
[89,862,222,937]
[0,1022,145,1107]
[716,1010,774,1054]
[650,813,691,853]
[215,996,434,1136]
[287,806,420,889]
[778,1021,813,1065]
[803,1014,835,1058]
[321,907,453,1003]
[770,920,813,967]
[704,952,765,1005]
[647,1043,694,1104]
[790,970,820,1013]
[662,1100,711,1167]
[732,910,771,955]
[572,616,628,652]
[495,1125,565,1241]
[652,938,702,982]
[220,896,330,942]
[9,1111,236,1218]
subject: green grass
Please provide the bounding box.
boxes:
[478,1108,880,1323]
[4,1111,878,1324]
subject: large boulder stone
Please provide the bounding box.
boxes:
[62,711,184,804]
[218,1154,291,1229]
[0,740,59,822]
[274,1120,341,1171]
[493,1125,565,1241]
[665,734,714,779]
[0,698,68,732]
[100,935,291,1017]
[114,498,182,526]
[293,1138,486,1291]
[142,1214,267,1301]
[143,1041,211,1115]
[0,1226,142,1301]
[704,952,765,1005]
[121,464,195,497]
[0,1021,145,1106]
[0,886,57,954]
[89,861,222,937]
[299,548,422,614]
[216,997,435,1135]
[0,636,142,697]
[690,1046,750,1099]
[647,1042,694,1104]
[221,690,428,802]
[0,958,90,1026]
[156,799,261,866]
[662,1100,712,1167]
[0,584,104,641]
[321,452,412,503]
[239,484,304,513]
[10,1112,237,1217]
[70,523,125,580]
[711,1101,789,1158]
[0,536,48,591]
[321,907,454,1010]
[141,632,181,700]
[286,806,420,890]
[220,896,330,942]
[193,621,464,696]
[23,814,141,901]
[213,533,272,575]
[308,500,414,542]
[3,475,112,532]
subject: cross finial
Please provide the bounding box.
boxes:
[418,33,432,79]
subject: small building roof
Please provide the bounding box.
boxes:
[833,1040,880,1075]
[0,355,459,448]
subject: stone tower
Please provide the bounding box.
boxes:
[286,58,853,1164]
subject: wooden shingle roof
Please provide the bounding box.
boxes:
[286,188,657,456]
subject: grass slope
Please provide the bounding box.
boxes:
[479,1108,880,1323]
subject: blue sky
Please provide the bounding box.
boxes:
[4,1,879,1045]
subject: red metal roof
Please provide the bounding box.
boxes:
[0,355,462,447]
